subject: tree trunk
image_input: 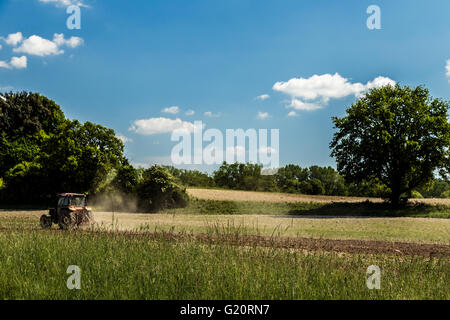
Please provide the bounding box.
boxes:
[390,186,402,207]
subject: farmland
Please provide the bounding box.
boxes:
[187,188,450,206]
[0,189,449,300]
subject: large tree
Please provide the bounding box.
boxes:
[0,92,65,177]
[0,92,126,204]
[330,85,450,205]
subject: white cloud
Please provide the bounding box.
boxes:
[161,106,180,114]
[255,94,270,101]
[446,59,450,82]
[4,32,23,46]
[0,56,27,69]
[129,117,199,135]
[185,109,195,116]
[204,111,221,118]
[257,111,270,120]
[288,99,322,111]
[53,33,84,48]
[14,35,61,56]
[273,73,395,111]
[116,134,132,144]
[9,56,27,69]
[13,34,83,57]
[0,44,2,50]
[39,0,88,8]
[287,111,298,117]
[362,76,397,95]
[0,61,9,69]
[273,73,395,100]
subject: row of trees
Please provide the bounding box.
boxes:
[166,162,450,199]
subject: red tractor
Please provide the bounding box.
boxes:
[40,193,94,230]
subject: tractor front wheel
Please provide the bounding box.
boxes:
[59,212,77,230]
[40,215,52,229]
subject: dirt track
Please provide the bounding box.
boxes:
[187,188,450,205]
[184,233,450,258]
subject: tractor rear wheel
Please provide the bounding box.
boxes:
[59,212,77,230]
[86,211,94,222]
[40,215,52,229]
[79,210,94,225]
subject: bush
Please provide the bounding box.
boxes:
[282,179,302,194]
[298,181,312,194]
[410,190,424,199]
[309,178,325,195]
[441,190,450,199]
[164,166,215,188]
[136,165,189,212]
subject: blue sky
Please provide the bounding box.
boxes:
[1,0,449,172]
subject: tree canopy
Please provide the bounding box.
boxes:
[330,85,450,205]
[0,92,126,204]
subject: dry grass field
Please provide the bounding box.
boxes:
[186,188,450,205]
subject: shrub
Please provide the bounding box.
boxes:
[441,190,450,199]
[282,179,302,194]
[136,165,189,212]
[309,178,325,195]
[298,181,312,194]
[410,190,424,199]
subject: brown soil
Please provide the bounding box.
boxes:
[161,232,450,259]
[187,188,450,205]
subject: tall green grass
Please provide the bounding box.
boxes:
[0,228,448,300]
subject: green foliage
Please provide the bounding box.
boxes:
[136,165,189,212]
[417,179,450,198]
[308,178,325,195]
[0,92,126,204]
[164,166,215,187]
[410,190,424,199]
[331,85,450,205]
[346,178,389,198]
[112,164,138,194]
[213,162,266,191]
[275,165,350,196]
[309,165,347,195]
[0,92,64,177]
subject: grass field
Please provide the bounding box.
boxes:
[0,227,448,300]
[166,198,450,218]
[0,189,449,300]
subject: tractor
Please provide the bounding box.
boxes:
[40,193,94,230]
